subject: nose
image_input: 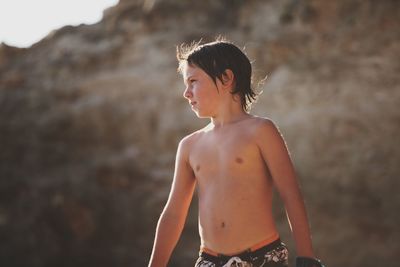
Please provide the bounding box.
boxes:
[183,86,192,100]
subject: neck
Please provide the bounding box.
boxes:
[210,106,250,128]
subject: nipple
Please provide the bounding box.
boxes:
[235,157,243,164]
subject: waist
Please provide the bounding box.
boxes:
[199,234,284,265]
[200,231,280,257]
[198,209,278,249]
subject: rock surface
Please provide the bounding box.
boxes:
[0,0,399,266]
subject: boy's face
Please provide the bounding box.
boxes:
[182,63,222,118]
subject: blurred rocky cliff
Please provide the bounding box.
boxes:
[0,0,399,266]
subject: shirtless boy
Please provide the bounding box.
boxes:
[148,39,325,267]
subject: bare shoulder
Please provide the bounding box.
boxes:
[246,116,286,148]
[250,115,291,161]
[178,127,205,155]
[246,115,280,135]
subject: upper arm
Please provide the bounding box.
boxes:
[163,135,196,217]
[256,119,301,201]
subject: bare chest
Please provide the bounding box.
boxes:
[188,130,266,184]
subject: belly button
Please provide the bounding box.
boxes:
[221,222,225,228]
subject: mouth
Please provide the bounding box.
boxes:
[190,101,197,106]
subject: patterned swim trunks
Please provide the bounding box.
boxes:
[195,236,289,267]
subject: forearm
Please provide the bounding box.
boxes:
[283,192,315,258]
[148,212,186,267]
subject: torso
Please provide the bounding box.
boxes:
[188,115,279,254]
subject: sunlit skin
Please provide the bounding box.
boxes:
[148,63,315,266]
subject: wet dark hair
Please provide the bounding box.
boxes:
[176,37,258,112]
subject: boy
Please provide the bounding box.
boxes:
[148,38,325,267]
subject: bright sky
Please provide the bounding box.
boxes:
[0,0,119,48]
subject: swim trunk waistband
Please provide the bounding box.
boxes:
[199,232,280,257]
[196,233,289,267]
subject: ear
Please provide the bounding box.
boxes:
[221,69,235,88]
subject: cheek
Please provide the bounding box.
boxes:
[196,84,214,98]
[206,89,220,104]
[193,86,206,99]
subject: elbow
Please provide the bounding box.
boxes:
[160,207,186,224]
